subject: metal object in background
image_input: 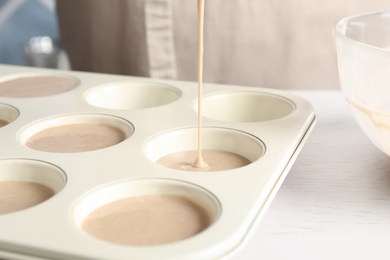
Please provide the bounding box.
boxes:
[24,36,60,69]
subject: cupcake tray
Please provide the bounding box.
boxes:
[0,64,315,260]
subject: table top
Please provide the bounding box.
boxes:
[233,90,390,260]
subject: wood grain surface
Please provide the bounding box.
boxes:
[233,90,390,260]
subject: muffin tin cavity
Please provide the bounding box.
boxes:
[0,73,79,98]
[144,127,265,171]
[84,81,181,110]
[18,114,134,153]
[200,91,295,122]
[0,103,18,127]
[0,159,66,214]
[73,179,220,246]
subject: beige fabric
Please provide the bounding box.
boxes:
[145,0,177,79]
[56,0,150,76]
[56,0,389,89]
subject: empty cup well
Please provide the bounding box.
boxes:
[199,91,295,122]
[84,81,181,110]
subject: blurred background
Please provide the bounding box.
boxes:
[0,0,388,89]
[0,0,67,68]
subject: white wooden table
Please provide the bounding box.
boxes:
[233,90,390,260]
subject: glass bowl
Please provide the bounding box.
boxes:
[334,11,390,155]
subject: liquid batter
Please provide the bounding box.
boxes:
[26,123,126,153]
[157,0,252,172]
[157,150,251,172]
[82,195,211,246]
[192,0,208,169]
[347,98,390,129]
[0,75,78,98]
[0,181,54,214]
[0,119,8,127]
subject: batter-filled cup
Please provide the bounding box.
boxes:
[200,91,295,122]
[18,114,134,153]
[0,73,79,98]
[0,103,18,127]
[73,179,220,246]
[144,127,265,172]
[0,159,66,214]
[84,81,181,110]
